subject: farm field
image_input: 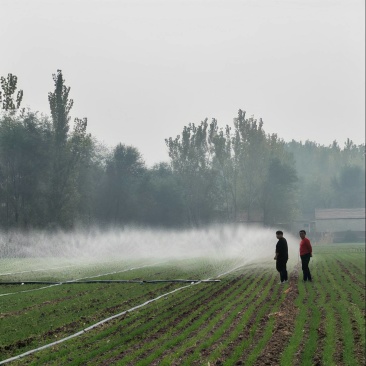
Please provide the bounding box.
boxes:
[0,244,365,365]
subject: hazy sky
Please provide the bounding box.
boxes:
[1,0,365,166]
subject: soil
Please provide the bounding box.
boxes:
[252,264,300,366]
[333,309,344,366]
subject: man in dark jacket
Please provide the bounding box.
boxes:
[274,230,288,284]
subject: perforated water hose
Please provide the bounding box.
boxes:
[0,279,220,285]
[0,279,220,365]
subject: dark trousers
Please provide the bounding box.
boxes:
[276,259,288,282]
[300,253,312,281]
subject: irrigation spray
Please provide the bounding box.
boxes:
[0,224,299,284]
[0,225,300,364]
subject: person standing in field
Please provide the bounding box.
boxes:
[299,229,312,282]
[274,230,288,284]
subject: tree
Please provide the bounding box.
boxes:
[143,163,185,226]
[332,165,365,208]
[165,120,219,226]
[99,143,145,224]
[0,110,52,228]
[209,120,238,222]
[47,70,88,227]
[263,158,298,226]
[0,73,23,111]
[285,139,365,214]
[74,137,105,226]
[48,70,73,146]
[233,110,269,221]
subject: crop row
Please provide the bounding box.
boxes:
[1,244,365,365]
[5,265,285,365]
[1,261,224,361]
[280,247,365,366]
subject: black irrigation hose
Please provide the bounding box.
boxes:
[0,279,221,285]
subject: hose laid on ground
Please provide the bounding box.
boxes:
[0,262,166,297]
[0,263,232,364]
[0,279,220,285]
[0,280,208,365]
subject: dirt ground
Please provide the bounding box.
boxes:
[252,265,300,366]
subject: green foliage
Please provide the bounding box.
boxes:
[0,71,363,229]
[286,139,365,214]
[234,112,268,217]
[263,158,298,226]
[47,70,89,228]
[48,70,73,146]
[142,163,185,226]
[0,110,52,227]
[209,121,237,221]
[0,71,96,229]
[332,165,365,208]
[165,119,219,225]
[97,143,146,224]
[0,73,23,111]
[166,110,298,226]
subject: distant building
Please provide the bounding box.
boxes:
[315,208,365,243]
[237,209,264,225]
[291,212,315,236]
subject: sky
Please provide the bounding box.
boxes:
[1,0,365,166]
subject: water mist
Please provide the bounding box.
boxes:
[0,224,299,283]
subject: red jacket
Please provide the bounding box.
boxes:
[300,238,312,256]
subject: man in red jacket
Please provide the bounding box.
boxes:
[299,230,312,282]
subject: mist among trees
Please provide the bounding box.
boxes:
[0,71,364,230]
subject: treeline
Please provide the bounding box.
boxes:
[286,139,365,214]
[0,71,364,230]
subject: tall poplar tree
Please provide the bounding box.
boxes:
[0,73,23,111]
[48,70,88,227]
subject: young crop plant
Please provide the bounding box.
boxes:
[297,261,325,365]
[226,279,287,365]
[127,275,253,364]
[2,244,365,365]
[324,257,362,365]
[201,273,276,365]
[128,271,266,365]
